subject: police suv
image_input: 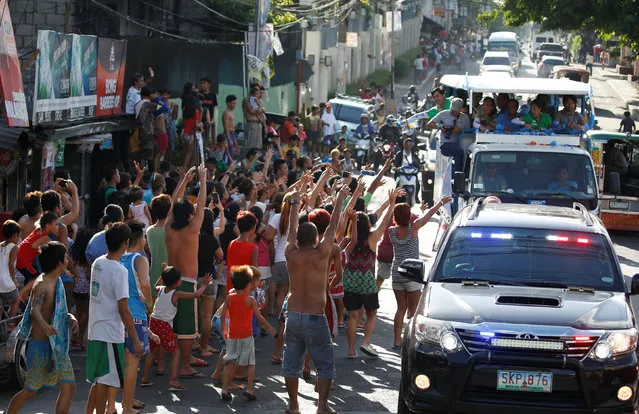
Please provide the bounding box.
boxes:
[398,200,639,413]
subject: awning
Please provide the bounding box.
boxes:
[31,115,136,141]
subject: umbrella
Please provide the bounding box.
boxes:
[439,30,448,37]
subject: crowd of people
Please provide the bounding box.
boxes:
[1,89,454,412]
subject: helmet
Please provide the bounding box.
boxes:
[360,113,369,120]
[386,115,396,126]
[409,85,416,93]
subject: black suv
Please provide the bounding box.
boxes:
[398,201,639,414]
[536,43,566,63]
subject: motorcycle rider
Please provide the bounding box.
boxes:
[393,137,421,202]
[406,85,419,107]
[379,115,402,144]
[355,113,377,166]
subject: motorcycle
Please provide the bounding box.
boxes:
[354,133,376,170]
[373,138,396,171]
[396,163,422,207]
[400,95,419,117]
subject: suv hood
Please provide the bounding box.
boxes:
[424,283,632,330]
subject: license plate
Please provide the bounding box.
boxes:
[528,200,546,205]
[609,201,630,210]
[497,370,552,393]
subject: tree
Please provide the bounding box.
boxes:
[479,0,639,52]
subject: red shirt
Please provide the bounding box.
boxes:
[17,229,49,272]
[227,293,253,339]
[280,120,296,144]
[183,109,201,135]
[226,240,256,292]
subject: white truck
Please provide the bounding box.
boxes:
[427,75,599,224]
[531,31,557,61]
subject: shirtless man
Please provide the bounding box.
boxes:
[18,191,42,240]
[165,165,208,377]
[223,95,239,158]
[242,85,263,150]
[6,242,78,414]
[283,183,350,414]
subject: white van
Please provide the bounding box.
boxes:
[532,32,556,61]
[480,51,513,76]
[487,32,522,74]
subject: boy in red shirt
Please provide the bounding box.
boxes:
[16,212,59,296]
[225,211,258,292]
[219,265,276,402]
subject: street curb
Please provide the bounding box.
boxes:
[601,73,639,121]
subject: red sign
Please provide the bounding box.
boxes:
[0,0,28,127]
[602,213,639,232]
[96,38,127,116]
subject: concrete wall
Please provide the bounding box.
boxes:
[303,15,422,104]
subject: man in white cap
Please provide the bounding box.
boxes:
[426,97,470,171]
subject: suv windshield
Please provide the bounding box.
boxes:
[333,103,366,125]
[542,58,564,66]
[436,227,623,291]
[487,41,517,55]
[470,151,597,210]
[483,57,511,66]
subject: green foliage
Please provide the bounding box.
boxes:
[479,0,639,54]
[204,0,297,26]
[569,35,582,59]
[345,70,391,95]
[394,47,423,78]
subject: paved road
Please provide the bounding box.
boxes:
[1,56,638,414]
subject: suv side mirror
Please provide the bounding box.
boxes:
[453,171,465,194]
[398,259,426,284]
[631,274,639,295]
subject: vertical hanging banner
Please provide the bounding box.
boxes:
[96,38,127,116]
[259,0,270,26]
[0,0,28,127]
[32,30,98,124]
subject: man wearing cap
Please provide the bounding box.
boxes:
[427,97,471,171]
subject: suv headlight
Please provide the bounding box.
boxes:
[414,315,462,352]
[590,328,638,360]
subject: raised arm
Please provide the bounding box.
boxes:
[345,210,357,254]
[285,191,302,256]
[370,189,399,244]
[132,161,145,187]
[190,165,208,229]
[323,184,350,248]
[367,159,392,196]
[413,195,453,233]
[166,166,195,228]
[308,167,332,209]
[59,180,80,227]
[213,202,225,237]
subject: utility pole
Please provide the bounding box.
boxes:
[255,0,261,58]
[390,0,395,99]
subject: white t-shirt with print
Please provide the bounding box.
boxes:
[0,243,16,293]
[268,213,288,263]
[126,86,141,114]
[88,256,129,343]
[321,112,337,136]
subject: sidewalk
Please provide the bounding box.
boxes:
[597,66,639,121]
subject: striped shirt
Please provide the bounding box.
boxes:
[390,224,420,284]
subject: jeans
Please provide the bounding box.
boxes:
[282,311,335,380]
[440,142,464,172]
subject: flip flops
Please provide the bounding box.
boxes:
[347,351,358,359]
[270,357,283,364]
[140,381,154,388]
[180,371,206,379]
[168,384,187,392]
[155,369,166,376]
[360,344,379,358]
[190,358,209,367]
[220,392,233,402]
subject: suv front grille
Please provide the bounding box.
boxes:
[455,329,599,359]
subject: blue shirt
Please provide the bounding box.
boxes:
[355,123,376,138]
[120,252,148,320]
[85,231,108,263]
[495,112,522,132]
[143,188,153,205]
[547,180,578,192]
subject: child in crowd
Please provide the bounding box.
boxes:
[70,228,95,350]
[128,187,152,229]
[140,266,213,392]
[297,123,307,150]
[0,220,21,319]
[209,133,233,171]
[16,212,59,295]
[6,242,78,414]
[248,266,266,339]
[219,265,276,402]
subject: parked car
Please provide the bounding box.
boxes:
[537,56,565,78]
